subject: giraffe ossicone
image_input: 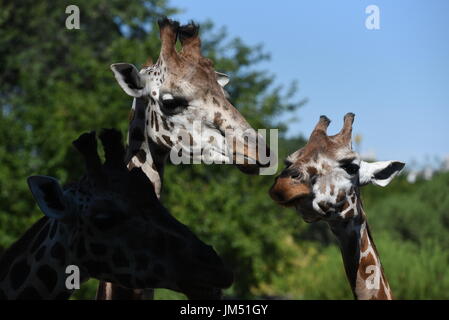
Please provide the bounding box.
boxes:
[270,113,405,300]
[0,129,233,299]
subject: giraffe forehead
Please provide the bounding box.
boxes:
[289,154,337,175]
[287,146,358,168]
[149,58,222,95]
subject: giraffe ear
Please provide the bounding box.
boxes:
[27,176,69,221]
[111,63,146,97]
[359,160,405,187]
[215,72,230,87]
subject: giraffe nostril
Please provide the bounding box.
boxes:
[318,201,331,213]
[270,190,284,202]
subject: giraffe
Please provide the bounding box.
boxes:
[0,129,233,299]
[269,113,405,300]
[110,17,273,198]
[98,17,274,299]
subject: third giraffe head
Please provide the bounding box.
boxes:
[27,129,233,298]
[110,17,274,174]
[270,113,405,223]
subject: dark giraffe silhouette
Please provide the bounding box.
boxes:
[0,129,232,299]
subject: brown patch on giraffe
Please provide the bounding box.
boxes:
[330,184,335,196]
[150,111,155,129]
[128,160,137,170]
[154,113,159,132]
[136,149,147,163]
[341,200,350,211]
[306,166,317,178]
[336,190,346,203]
[213,112,224,127]
[345,208,354,218]
[155,137,167,149]
[151,162,158,171]
[359,252,377,281]
[162,135,173,147]
[161,117,171,131]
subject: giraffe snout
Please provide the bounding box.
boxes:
[269,175,311,206]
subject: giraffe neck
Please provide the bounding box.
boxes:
[127,96,168,198]
[0,217,88,299]
[328,199,392,300]
[97,95,169,300]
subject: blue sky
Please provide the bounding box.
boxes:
[170,0,449,167]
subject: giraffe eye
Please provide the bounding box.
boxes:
[284,160,293,168]
[160,95,189,115]
[342,163,360,175]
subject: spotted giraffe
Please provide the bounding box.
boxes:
[0,129,232,299]
[99,18,274,299]
[111,18,273,197]
[269,113,405,300]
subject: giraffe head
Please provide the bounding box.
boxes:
[269,113,405,223]
[111,17,273,174]
[26,129,233,297]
